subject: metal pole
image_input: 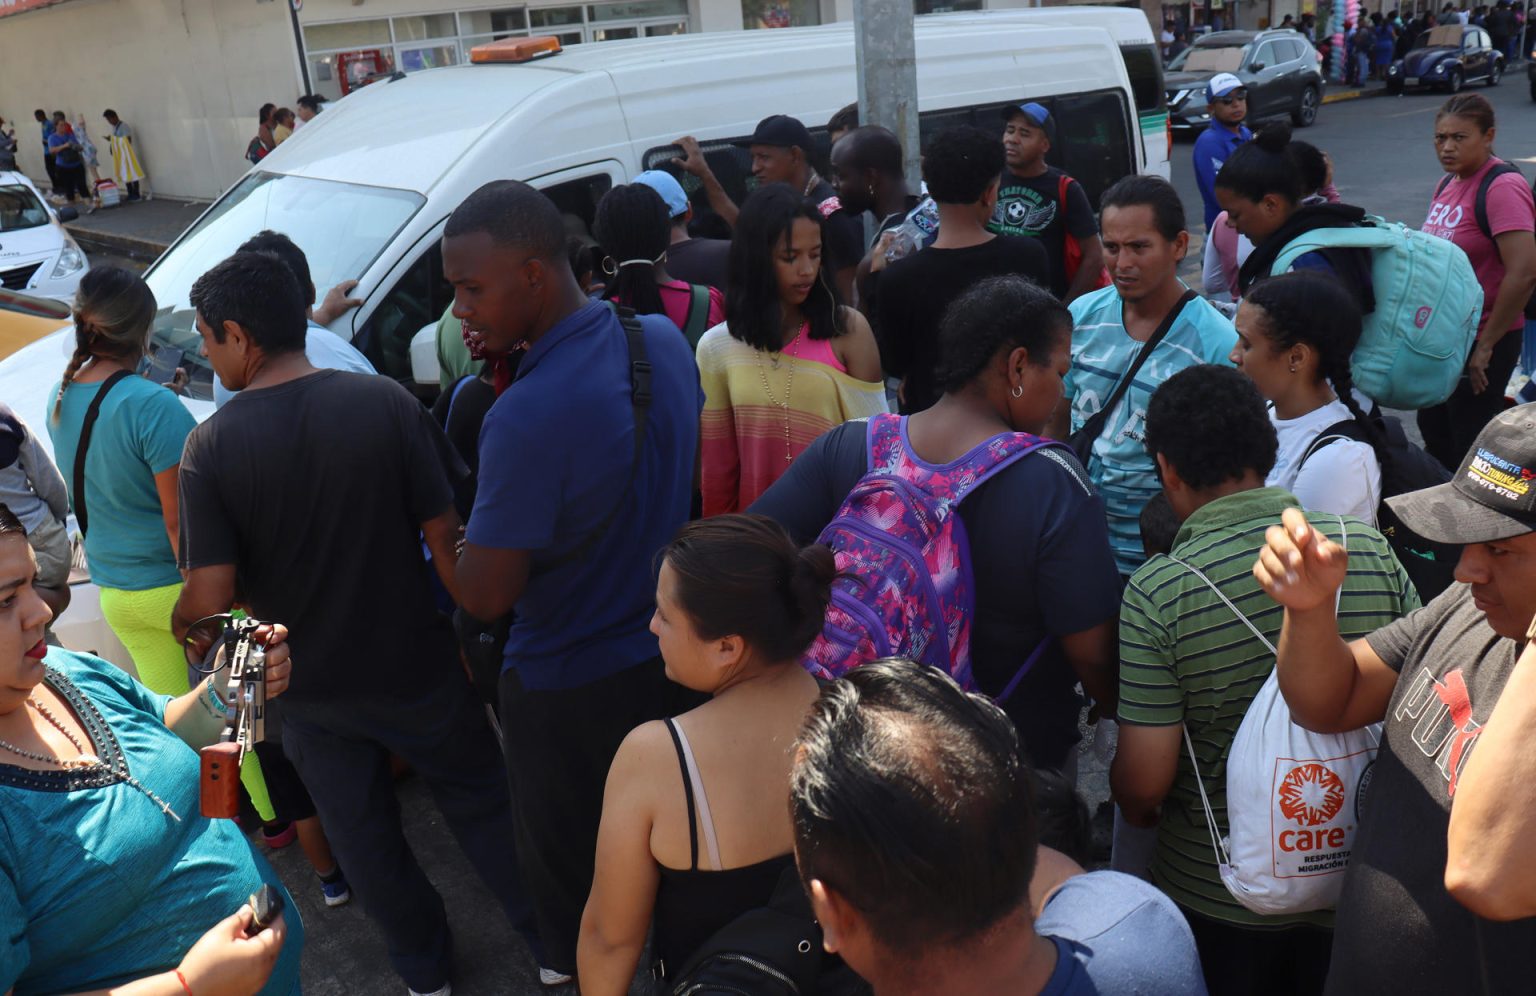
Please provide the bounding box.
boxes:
[289,0,314,96]
[853,0,922,191]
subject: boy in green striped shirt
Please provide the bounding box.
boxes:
[1109,365,1418,995]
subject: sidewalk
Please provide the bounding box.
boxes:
[64,195,208,261]
[1322,77,1392,105]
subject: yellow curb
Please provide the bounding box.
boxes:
[1321,88,1388,103]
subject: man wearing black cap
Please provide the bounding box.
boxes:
[1255,403,1536,995]
[674,115,864,301]
[990,101,1103,303]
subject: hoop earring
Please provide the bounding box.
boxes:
[1010,383,1024,399]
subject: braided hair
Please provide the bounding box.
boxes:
[593,183,672,319]
[53,266,156,423]
[1242,270,1388,465]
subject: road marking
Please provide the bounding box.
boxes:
[1388,103,1443,117]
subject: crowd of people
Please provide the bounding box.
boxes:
[0,108,146,209]
[0,76,1534,996]
[245,98,326,165]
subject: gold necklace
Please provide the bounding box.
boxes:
[755,326,804,463]
[0,692,182,821]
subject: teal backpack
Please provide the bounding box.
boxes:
[1269,217,1481,411]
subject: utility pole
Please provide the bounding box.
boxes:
[853,0,922,191]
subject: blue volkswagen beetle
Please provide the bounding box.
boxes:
[1387,23,1504,93]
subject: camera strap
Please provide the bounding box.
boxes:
[72,369,133,537]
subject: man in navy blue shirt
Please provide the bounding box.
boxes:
[445,180,704,983]
[1192,73,1252,231]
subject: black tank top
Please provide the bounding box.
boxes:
[651,717,795,979]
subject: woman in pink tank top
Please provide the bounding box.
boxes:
[696,184,887,516]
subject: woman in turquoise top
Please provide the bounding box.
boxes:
[46,267,275,822]
[0,501,300,994]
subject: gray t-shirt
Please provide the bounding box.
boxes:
[1325,585,1536,994]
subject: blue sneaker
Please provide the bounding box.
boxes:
[320,871,351,908]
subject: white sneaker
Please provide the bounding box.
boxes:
[538,968,573,987]
[408,984,450,996]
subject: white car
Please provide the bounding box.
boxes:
[0,171,89,303]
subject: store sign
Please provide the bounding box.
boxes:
[0,0,72,19]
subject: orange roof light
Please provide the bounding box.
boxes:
[471,36,562,64]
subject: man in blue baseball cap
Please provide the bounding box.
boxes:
[989,101,1104,303]
[633,168,730,290]
[1192,73,1252,232]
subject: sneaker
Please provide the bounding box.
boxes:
[260,821,297,849]
[408,985,450,996]
[319,872,351,908]
[538,968,573,987]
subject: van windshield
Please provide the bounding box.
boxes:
[146,171,424,401]
[0,185,51,232]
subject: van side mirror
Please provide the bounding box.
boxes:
[56,205,79,222]
[1249,61,1266,71]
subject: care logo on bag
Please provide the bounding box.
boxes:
[1270,755,1364,878]
[1277,763,1344,827]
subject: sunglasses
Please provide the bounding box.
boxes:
[1213,92,1248,104]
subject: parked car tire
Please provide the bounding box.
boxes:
[1530,77,1536,100]
[1387,78,1405,94]
[1447,66,1464,92]
[1291,85,1321,126]
[1488,59,1502,86]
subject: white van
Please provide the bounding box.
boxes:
[0,10,1149,661]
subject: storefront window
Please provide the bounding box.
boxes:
[459,7,529,36]
[740,0,819,29]
[587,0,686,20]
[398,44,459,70]
[304,18,391,50]
[915,0,981,11]
[392,13,458,41]
[531,5,585,26]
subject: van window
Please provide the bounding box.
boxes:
[641,141,752,239]
[358,240,454,383]
[1119,44,1165,113]
[914,93,1133,212]
[356,170,614,384]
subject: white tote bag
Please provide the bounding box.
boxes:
[1172,535,1380,916]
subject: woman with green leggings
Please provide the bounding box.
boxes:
[46,266,276,821]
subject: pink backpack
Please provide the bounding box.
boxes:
[804,414,1062,694]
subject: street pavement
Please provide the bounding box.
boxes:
[66,72,1536,994]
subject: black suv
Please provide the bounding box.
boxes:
[1165,29,1325,134]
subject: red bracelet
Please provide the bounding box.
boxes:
[176,969,194,996]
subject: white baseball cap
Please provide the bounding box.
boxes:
[1207,73,1246,100]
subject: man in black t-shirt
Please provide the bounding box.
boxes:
[989,102,1103,303]
[877,126,1049,414]
[1256,405,1536,995]
[170,251,540,995]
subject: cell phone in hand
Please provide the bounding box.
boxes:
[144,345,185,386]
[248,883,285,935]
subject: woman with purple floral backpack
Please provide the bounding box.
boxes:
[751,275,1121,775]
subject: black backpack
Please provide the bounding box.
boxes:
[659,866,825,995]
[1298,412,1459,600]
[1434,161,1536,320]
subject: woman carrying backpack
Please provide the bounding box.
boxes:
[1418,94,1536,471]
[593,183,724,350]
[45,267,277,825]
[696,183,885,516]
[1217,124,1376,317]
[750,276,1121,774]
[1230,271,1384,523]
[577,514,828,994]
